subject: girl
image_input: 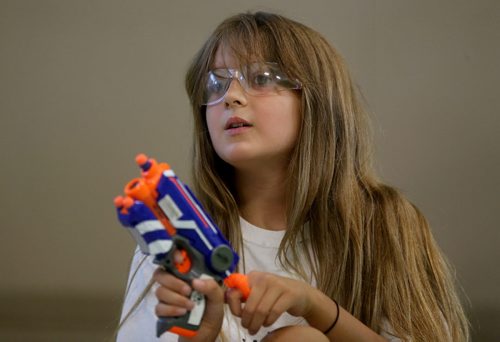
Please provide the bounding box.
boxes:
[117,11,469,342]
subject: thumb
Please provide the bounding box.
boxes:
[191,278,224,304]
[189,278,225,338]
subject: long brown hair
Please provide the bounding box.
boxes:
[185,11,469,341]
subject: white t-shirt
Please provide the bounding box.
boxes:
[116,217,401,341]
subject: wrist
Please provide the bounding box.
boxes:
[304,289,339,334]
[322,299,339,335]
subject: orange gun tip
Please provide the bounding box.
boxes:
[114,196,124,208]
[224,274,250,301]
[135,153,149,166]
[122,196,134,208]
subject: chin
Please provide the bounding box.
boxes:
[218,152,259,170]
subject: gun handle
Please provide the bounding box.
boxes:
[224,273,251,301]
[156,289,206,338]
[157,274,250,338]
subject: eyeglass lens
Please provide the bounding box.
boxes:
[203,62,301,105]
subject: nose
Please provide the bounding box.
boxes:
[223,77,248,107]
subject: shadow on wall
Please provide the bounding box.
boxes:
[0,293,122,342]
[469,305,500,342]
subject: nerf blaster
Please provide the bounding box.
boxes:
[114,154,249,338]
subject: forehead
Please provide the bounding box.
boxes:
[212,45,239,69]
[211,40,270,70]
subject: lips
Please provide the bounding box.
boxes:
[224,116,252,130]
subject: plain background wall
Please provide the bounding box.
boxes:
[0,0,498,340]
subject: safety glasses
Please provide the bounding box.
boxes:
[203,62,302,106]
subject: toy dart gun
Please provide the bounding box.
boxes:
[114,154,250,338]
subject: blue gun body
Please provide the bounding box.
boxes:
[114,155,246,338]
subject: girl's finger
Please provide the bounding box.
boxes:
[240,279,267,329]
[153,269,192,296]
[263,292,291,327]
[225,288,243,317]
[246,285,283,335]
[155,286,195,310]
[155,302,188,317]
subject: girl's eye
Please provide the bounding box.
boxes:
[251,72,274,87]
[208,82,223,94]
[207,74,228,95]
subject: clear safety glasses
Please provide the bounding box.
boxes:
[203,62,302,106]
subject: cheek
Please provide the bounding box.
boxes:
[289,97,302,141]
[265,99,301,142]
[282,101,302,151]
[205,110,226,158]
[205,111,218,142]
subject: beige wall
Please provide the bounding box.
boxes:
[1,0,498,340]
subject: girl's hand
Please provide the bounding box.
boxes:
[153,268,224,342]
[225,271,316,336]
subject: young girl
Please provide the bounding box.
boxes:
[117,11,469,342]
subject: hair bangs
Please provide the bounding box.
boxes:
[214,17,278,68]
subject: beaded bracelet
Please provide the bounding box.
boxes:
[323,299,340,335]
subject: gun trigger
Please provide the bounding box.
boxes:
[174,249,192,274]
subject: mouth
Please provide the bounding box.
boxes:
[225,117,253,130]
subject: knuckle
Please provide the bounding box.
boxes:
[154,266,167,276]
[263,273,275,283]
[205,279,217,290]
[240,318,250,329]
[255,306,269,317]
[154,303,164,316]
[248,271,269,286]
[152,267,162,278]
[243,301,255,312]
[248,270,261,280]
[263,316,274,327]
[228,288,242,301]
[241,307,252,319]
[207,281,223,298]
[270,307,281,318]
[154,286,164,299]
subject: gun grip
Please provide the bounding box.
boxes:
[156,290,206,338]
[157,317,196,338]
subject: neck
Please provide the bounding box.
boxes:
[234,164,288,231]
